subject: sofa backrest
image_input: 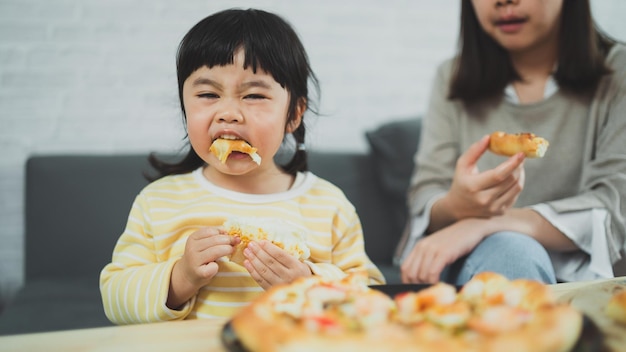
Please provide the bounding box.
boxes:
[308,152,397,264]
[25,155,152,280]
[365,117,422,250]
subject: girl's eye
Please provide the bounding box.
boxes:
[198,93,218,99]
[245,94,266,100]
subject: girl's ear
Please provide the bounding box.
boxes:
[286,98,306,133]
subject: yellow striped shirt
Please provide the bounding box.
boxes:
[100,168,384,324]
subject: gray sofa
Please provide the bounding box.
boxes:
[0,118,422,335]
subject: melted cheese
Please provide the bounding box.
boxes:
[209,138,262,165]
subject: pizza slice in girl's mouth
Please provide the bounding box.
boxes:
[209,137,262,165]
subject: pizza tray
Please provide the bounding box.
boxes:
[221,321,248,352]
[220,284,607,352]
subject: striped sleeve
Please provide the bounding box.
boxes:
[307,206,385,285]
[99,192,192,324]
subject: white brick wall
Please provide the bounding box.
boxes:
[1,0,624,305]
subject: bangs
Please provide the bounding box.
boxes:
[177,9,300,90]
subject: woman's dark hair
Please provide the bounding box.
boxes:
[449,0,615,104]
[148,8,320,180]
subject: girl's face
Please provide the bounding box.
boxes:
[471,0,563,54]
[182,49,302,177]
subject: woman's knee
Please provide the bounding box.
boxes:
[478,232,547,257]
[463,231,556,284]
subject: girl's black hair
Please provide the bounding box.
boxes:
[148,8,320,180]
[449,0,615,104]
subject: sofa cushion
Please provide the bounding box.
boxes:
[0,276,112,335]
[365,118,421,244]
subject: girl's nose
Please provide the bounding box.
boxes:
[217,112,241,123]
[216,103,243,123]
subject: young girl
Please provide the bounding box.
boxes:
[397,0,626,285]
[100,8,384,324]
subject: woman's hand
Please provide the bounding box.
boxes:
[167,227,239,309]
[436,135,526,226]
[401,207,579,284]
[401,218,488,284]
[243,240,312,290]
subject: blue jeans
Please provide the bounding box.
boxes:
[440,231,556,285]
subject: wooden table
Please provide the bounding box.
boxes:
[0,318,229,352]
[2,277,625,352]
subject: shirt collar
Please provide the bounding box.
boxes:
[504,75,558,104]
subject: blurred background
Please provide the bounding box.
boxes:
[1,0,625,306]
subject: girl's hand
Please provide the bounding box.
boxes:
[243,240,312,290]
[168,227,239,309]
[445,135,525,220]
[179,227,240,286]
[401,219,487,284]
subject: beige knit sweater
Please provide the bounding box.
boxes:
[403,44,626,281]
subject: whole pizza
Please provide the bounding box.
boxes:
[226,272,584,352]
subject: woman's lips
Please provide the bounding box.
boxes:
[495,18,526,33]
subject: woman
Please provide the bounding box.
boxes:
[397,0,626,285]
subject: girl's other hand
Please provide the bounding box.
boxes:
[178,227,239,289]
[445,135,525,220]
[167,227,239,309]
[243,240,312,290]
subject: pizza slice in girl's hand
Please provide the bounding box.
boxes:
[209,138,262,165]
[223,217,310,267]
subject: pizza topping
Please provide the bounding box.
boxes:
[267,277,319,317]
[272,290,306,318]
[352,291,396,328]
[395,293,425,324]
[468,305,531,334]
[503,279,555,310]
[424,301,472,329]
[458,272,509,306]
[303,314,344,334]
[302,285,349,317]
[307,284,349,303]
[395,283,459,325]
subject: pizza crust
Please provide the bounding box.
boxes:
[229,272,583,352]
[489,131,549,158]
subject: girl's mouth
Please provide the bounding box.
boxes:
[494,17,527,34]
[214,134,252,146]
